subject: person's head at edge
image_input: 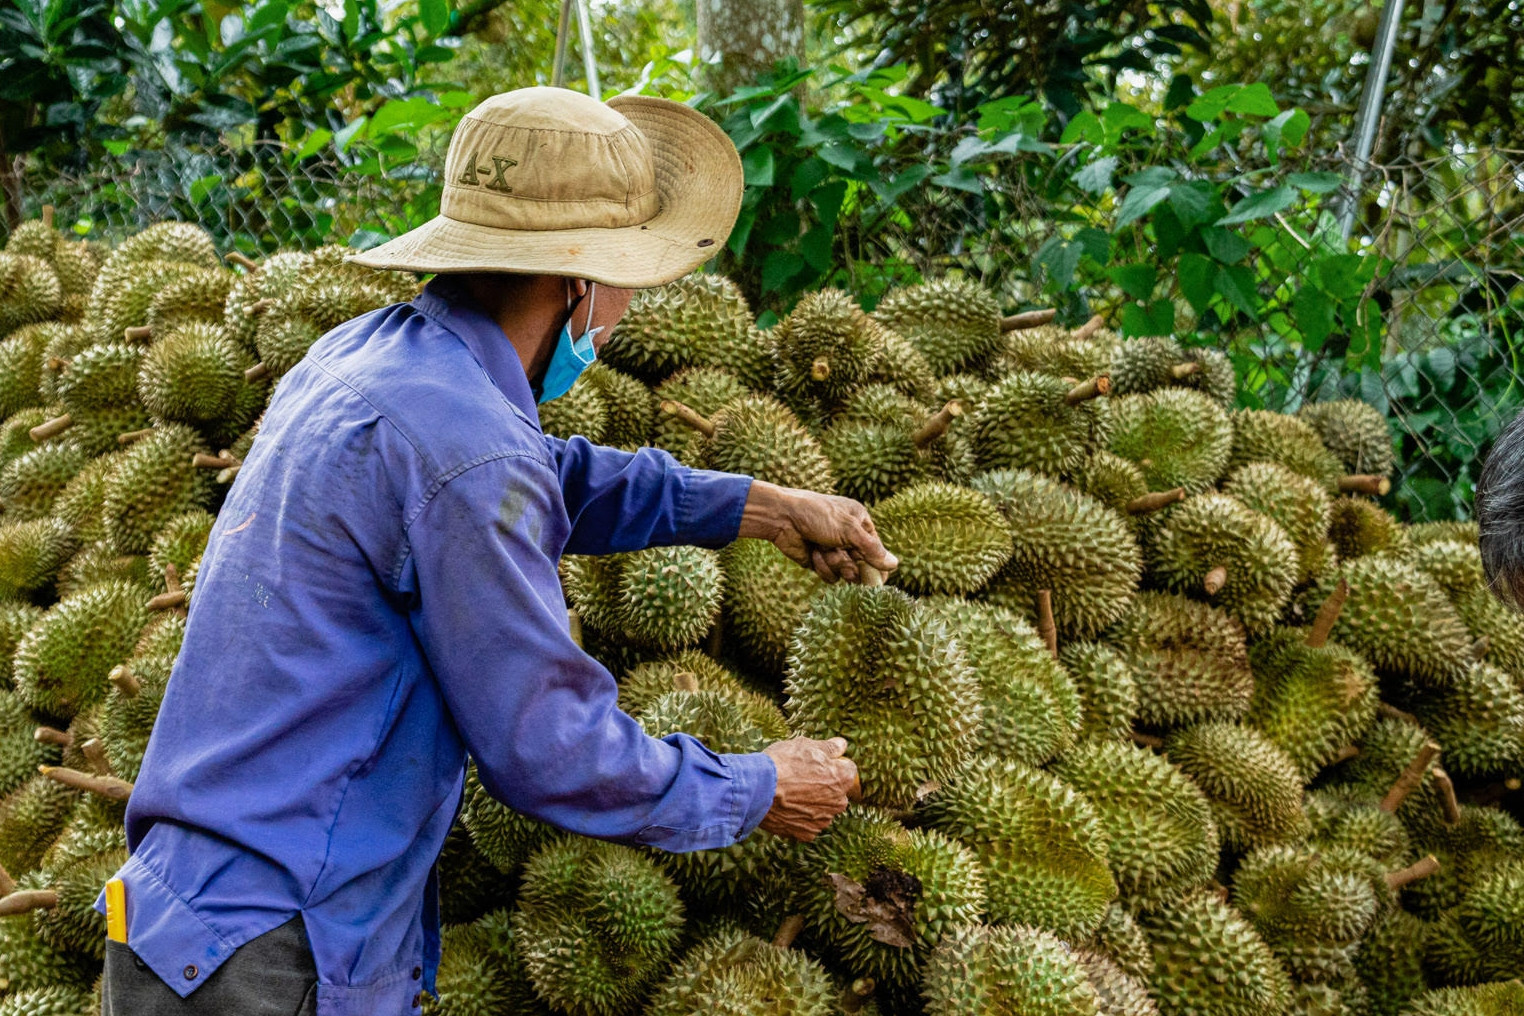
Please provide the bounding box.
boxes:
[1479,409,1524,610]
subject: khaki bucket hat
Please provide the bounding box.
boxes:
[348,86,743,288]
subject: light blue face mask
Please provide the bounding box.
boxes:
[538,281,602,405]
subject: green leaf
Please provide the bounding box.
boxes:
[1122,166,1177,188]
[816,144,858,172]
[1074,156,1118,194]
[1178,253,1217,314]
[293,128,332,160]
[1152,204,1185,259]
[727,206,757,257]
[1225,82,1279,117]
[1201,227,1252,264]
[1167,181,1216,229]
[1073,227,1111,265]
[1121,300,1175,337]
[1060,110,1103,146]
[742,145,775,187]
[1034,238,1084,289]
[1214,264,1261,319]
[760,249,804,294]
[1216,185,1297,225]
[1312,254,1365,299]
[799,223,834,273]
[1114,184,1171,228]
[334,116,366,154]
[1262,108,1309,163]
[102,139,131,156]
[1427,347,1457,391]
[929,166,984,195]
[1292,284,1334,349]
[1288,171,1343,194]
[418,0,449,36]
[1108,263,1157,301]
[1102,102,1153,142]
[1186,84,1240,122]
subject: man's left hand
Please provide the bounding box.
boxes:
[738,481,898,584]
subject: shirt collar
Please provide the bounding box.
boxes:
[413,277,541,425]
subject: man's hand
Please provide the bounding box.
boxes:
[758,736,859,842]
[738,481,899,584]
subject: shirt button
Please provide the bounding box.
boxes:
[183,964,199,980]
[412,966,422,980]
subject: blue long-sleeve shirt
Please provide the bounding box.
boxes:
[97,278,777,1016]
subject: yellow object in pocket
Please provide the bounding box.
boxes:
[105,878,127,944]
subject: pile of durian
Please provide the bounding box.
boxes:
[0,213,1517,1016]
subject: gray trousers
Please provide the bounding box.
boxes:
[102,916,317,1016]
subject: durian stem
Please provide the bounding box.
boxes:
[45,356,69,371]
[660,399,717,438]
[1433,767,1463,825]
[1072,315,1105,341]
[1338,474,1392,497]
[772,914,805,949]
[1126,488,1185,516]
[0,862,12,897]
[38,765,133,801]
[148,589,188,612]
[250,298,275,316]
[1064,375,1112,405]
[859,564,886,587]
[706,615,724,660]
[1377,702,1421,726]
[192,452,239,470]
[1306,578,1350,648]
[1379,741,1441,813]
[566,608,582,648]
[0,890,57,916]
[911,400,964,448]
[32,726,70,748]
[108,665,140,698]
[1470,636,1490,662]
[1130,730,1165,749]
[1385,855,1440,891]
[225,251,260,272]
[1331,744,1360,764]
[123,325,153,342]
[999,308,1057,332]
[1203,565,1228,595]
[1035,589,1058,659]
[244,362,271,383]
[217,465,242,484]
[1170,361,1202,380]
[29,414,73,442]
[810,357,831,382]
[842,978,877,1014]
[80,739,111,777]
[41,205,54,229]
[672,670,700,694]
[117,428,154,446]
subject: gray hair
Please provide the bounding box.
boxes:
[1478,409,1524,611]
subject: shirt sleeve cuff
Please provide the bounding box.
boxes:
[723,751,778,842]
[675,468,753,548]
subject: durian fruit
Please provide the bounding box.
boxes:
[973,469,1142,639]
[100,423,216,556]
[581,362,656,448]
[1107,388,1233,495]
[1164,722,1311,852]
[868,325,940,404]
[538,376,610,441]
[647,926,836,1016]
[1308,557,1472,688]
[0,602,44,686]
[919,755,1116,938]
[785,584,980,809]
[798,806,985,989]
[98,653,171,783]
[870,278,1006,377]
[1103,592,1254,730]
[1001,320,1116,381]
[1090,902,1155,981]
[459,766,554,878]
[1408,521,1481,548]
[872,482,1012,596]
[38,342,151,455]
[1067,450,1154,519]
[12,580,152,719]
[1328,496,1408,560]
[1407,540,1485,603]
[1229,409,1356,495]
[0,776,74,878]
[1079,948,1159,1016]
[1137,890,1294,1016]
[1399,663,1524,781]
[971,371,1111,478]
[718,538,825,679]
[921,922,1101,1016]
[820,396,967,504]
[603,273,769,390]
[0,254,63,334]
[1299,400,1395,478]
[1305,787,1411,868]
[1145,493,1299,635]
[511,837,685,1016]
[563,545,723,652]
[247,270,408,381]
[1247,624,1380,781]
[7,842,129,961]
[1357,908,1432,1016]
[0,325,49,420]
[136,321,260,430]
[772,290,889,415]
[0,692,58,798]
[1448,858,1524,981]
[0,409,54,466]
[651,367,750,465]
[0,907,93,997]
[617,650,760,717]
[426,909,546,1016]
[1109,336,1197,396]
[0,518,75,601]
[221,250,312,353]
[0,986,93,1016]
[922,598,1081,765]
[1051,740,1220,903]
[660,394,835,493]
[435,822,523,928]
[146,509,213,596]
[1177,346,1236,406]
[0,443,90,523]
[1397,982,1524,1016]
[1063,641,1139,742]
[88,260,206,347]
[1223,461,1334,586]
[141,268,235,335]
[1454,586,1524,688]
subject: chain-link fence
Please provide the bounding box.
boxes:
[2,133,1520,522]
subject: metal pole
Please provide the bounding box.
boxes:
[574,0,601,97]
[1341,0,1406,242]
[551,0,573,88]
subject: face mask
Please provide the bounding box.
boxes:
[537,281,602,405]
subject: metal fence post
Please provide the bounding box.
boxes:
[1341,0,1407,242]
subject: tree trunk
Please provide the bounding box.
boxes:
[695,0,806,94]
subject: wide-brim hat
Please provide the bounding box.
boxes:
[347,87,742,288]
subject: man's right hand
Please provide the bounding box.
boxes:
[758,736,859,842]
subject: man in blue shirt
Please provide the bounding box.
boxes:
[100,87,891,1015]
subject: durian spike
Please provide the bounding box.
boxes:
[192,452,239,470]
[244,362,271,382]
[566,608,582,648]
[810,357,831,382]
[108,665,140,698]
[250,298,275,316]
[1433,767,1463,825]
[123,325,153,342]
[659,399,717,439]
[1331,744,1360,764]
[0,861,12,897]
[1379,741,1441,813]
[1203,565,1228,595]
[858,563,886,587]
[672,671,700,693]
[1385,854,1440,891]
[29,414,74,442]
[1127,488,1186,516]
[1072,315,1105,341]
[225,251,260,272]
[0,890,57,916]
[1131,730,1165,749]
[80,739,111,777]
[217,465,242,484]
[1377,701,1422,726]
[1338,474,1392,497]
[38,765,134,801]
[117,428,155,446]
[1306,578,1350,648]
[1064,375,1112,405]
[911,400,964,448]
[41,205,54,229]
[1170,361,1202,380]
[1000,308,1057,332]
[46,356,69,371]
[33,726,71,748]
[842,978,877,1015]
[772,914,805,949]
[1035,589,1059,659]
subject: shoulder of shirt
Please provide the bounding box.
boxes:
[301,302,555,484]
